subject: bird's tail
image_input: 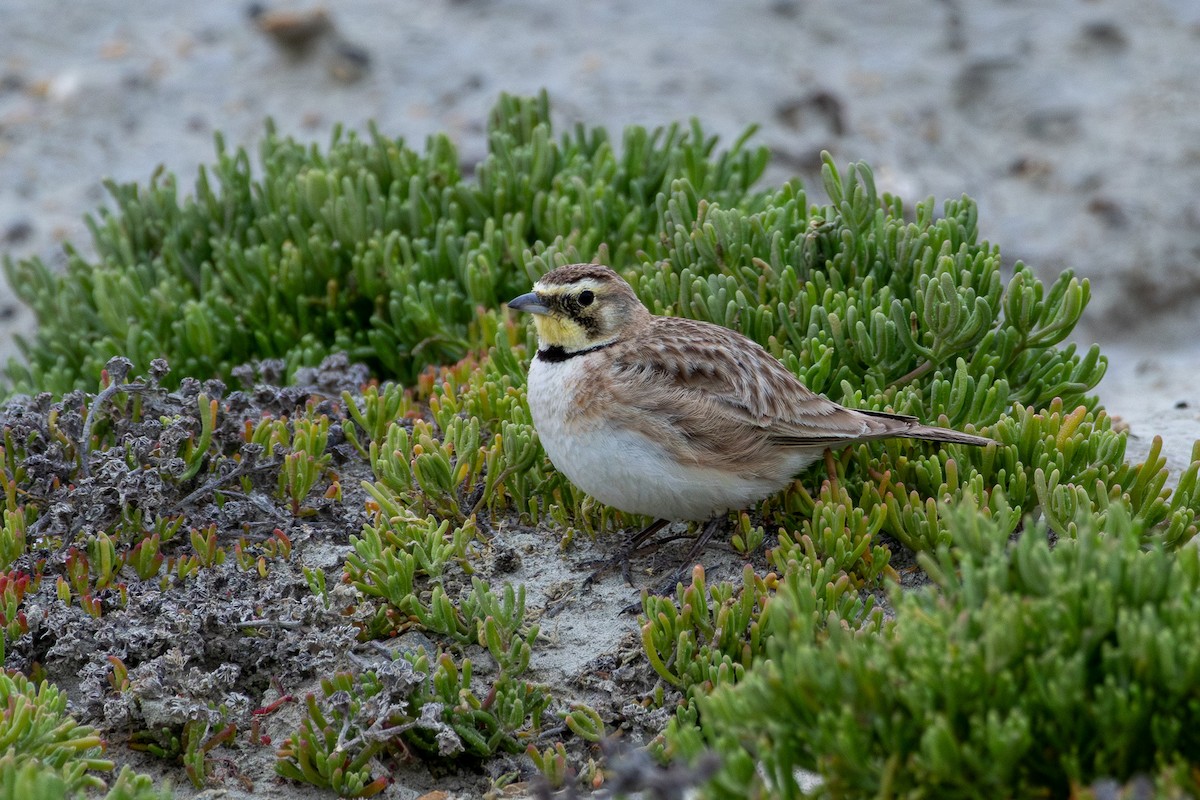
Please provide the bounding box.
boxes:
[858,409,993,447]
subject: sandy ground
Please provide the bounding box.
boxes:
[2,1,1200,796]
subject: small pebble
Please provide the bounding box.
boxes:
[3,220,32,245]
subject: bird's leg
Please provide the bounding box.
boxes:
[582,517,671,589]
[644,514,726,599]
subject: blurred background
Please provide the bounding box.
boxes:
[2,0,1199,463]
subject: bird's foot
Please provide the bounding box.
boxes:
[618,515,726,613]
[580,518,670,589]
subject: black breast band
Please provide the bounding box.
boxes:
[536,341,617,363]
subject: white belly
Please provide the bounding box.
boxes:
[526,356,798,521]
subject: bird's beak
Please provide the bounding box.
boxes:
[507,292,550,315]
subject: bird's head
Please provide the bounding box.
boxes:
[508,264,648,354]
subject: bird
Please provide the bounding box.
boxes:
[508,263,992,591]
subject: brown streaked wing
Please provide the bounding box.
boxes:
[602,317,877,469]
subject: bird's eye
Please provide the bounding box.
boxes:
[578,290,595,306]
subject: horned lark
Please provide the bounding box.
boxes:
[509,264,991,587]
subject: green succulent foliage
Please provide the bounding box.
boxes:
[632,160,1101,417]
[0,757,170,800]
[667,505,1200,799]
[403,637,550,758]
[275,671,396,797]
[95,768,174,800]
[639,559,880,709]
[4,92,769,395]
[847,401,1200,554]
[0,672,169,798]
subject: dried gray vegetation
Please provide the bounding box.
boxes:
[6,355,750,797]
